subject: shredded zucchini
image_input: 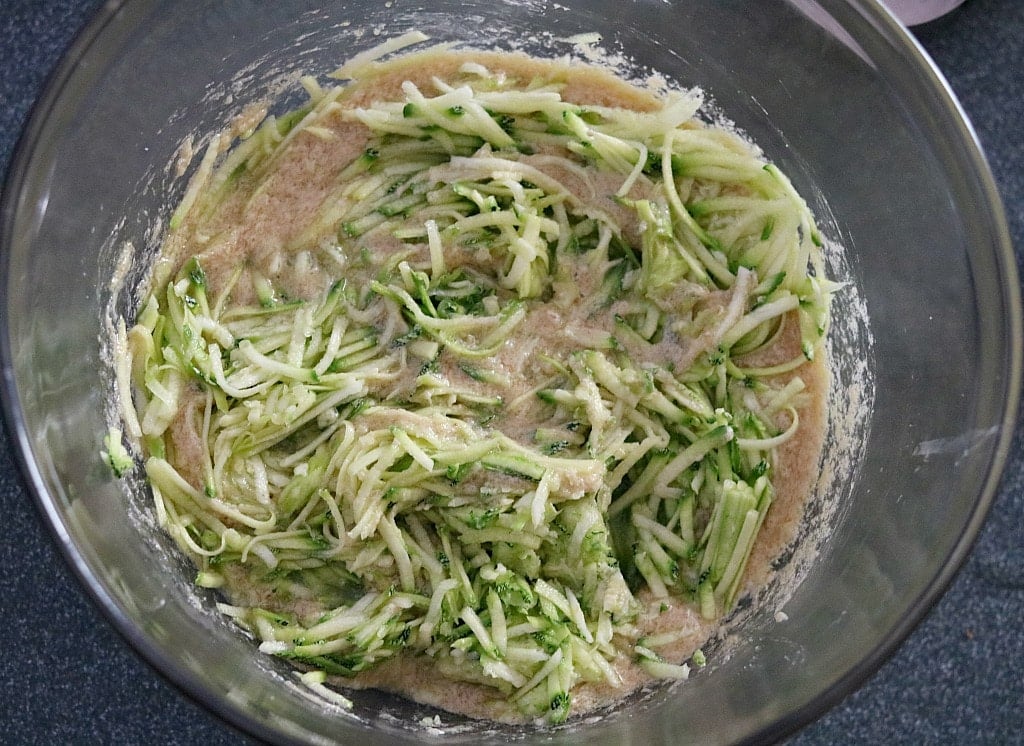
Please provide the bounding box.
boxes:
[124,46,833,724]
[102,427,134,478]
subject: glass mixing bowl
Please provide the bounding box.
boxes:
[1,1,1018,743]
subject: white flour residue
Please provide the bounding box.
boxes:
[914,427,999,461]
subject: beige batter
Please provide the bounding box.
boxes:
[155,49,828,723]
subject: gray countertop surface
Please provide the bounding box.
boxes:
[1,1,1021,743]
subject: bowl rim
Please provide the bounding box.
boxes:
[0,1,1020,743]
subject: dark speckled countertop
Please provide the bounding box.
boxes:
[1,1,1021,743]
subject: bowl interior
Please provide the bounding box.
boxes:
[1,1,1018,744]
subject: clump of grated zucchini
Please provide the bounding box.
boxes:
[122,45,833,724]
